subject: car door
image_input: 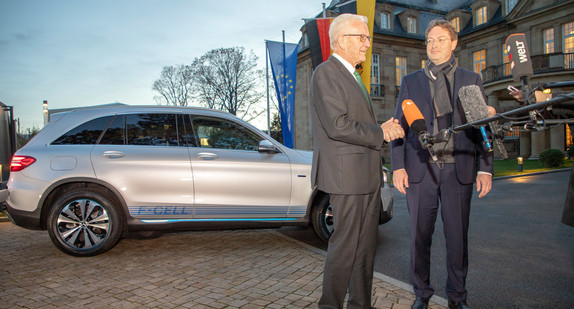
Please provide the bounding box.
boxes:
[188,115,292,219]
[90,113,195,219]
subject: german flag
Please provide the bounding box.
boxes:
[306,18,333,70]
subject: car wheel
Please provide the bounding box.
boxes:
[311,194,333,243]
[47,189,123,257]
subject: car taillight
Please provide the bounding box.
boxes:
[10,156,36,172]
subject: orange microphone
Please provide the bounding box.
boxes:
[401,99,440,165]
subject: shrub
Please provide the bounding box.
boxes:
[567,145,574,159]
[539,148,565,168]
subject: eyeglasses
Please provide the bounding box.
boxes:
[425,37,451,46]
[343,34,372,43]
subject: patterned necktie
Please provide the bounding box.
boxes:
[353,70,370,100]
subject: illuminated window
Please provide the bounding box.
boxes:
[476,6,487,26]
[451,17,460,32]
[544,28,555,54]
[396,57,407,85]
[473,50,486,74]
[503,44,510,76]
[421,59,426,69]
[407,17,416,34]
[567,124,573,148]
[371,54,381,96]
[381,12,390,29]
[563,22,574,69]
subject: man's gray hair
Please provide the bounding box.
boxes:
[329,14,368,50]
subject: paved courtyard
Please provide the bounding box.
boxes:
[0,222,446,308]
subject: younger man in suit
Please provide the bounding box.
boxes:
[391,19,493,309]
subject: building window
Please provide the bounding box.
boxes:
[476,6,487,26]
[421,59,426,69]
[503,44,511,76]
[544,28,555,54]
[505,0,518,15]
[407,16,416,34]
[381,12,390,29]
[396,57,407,86]
[564,22,574,69]
[451,17,460,32]
[473,49,486,74]
[371,54,381,96]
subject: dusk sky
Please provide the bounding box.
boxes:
[0,0,325,131]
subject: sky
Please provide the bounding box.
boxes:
[0,0,325,131]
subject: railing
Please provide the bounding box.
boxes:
[481,52,574,84]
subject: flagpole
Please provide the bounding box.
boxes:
[265,41,270,135]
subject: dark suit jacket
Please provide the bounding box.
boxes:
[310,56,384,195]
[391,68,493,184]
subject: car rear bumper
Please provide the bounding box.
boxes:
[5,202,43,230]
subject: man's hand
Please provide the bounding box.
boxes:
[487,106,496,117]
[381,117,405,142]
[393,169,409,194]
[476,173,492,198]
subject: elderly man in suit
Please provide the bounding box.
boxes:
[310,13,404,309]
[391,19,493,309]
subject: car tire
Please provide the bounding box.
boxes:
[47,189,123,257]
[311,194,333,243]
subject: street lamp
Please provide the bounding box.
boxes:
[517,156,524,172]
[43,100,48,126]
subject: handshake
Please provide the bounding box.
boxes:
[380,117,405,143]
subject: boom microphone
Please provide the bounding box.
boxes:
[401,99,439,165]
[505,33,533,83]
[458,85,498,154]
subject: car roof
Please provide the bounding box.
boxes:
[31,104,255,146]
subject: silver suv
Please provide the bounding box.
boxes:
[6,105,393,256]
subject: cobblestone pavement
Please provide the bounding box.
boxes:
[0,222,446,309]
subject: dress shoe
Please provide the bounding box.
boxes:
[412,296,430,309]
[448,300,469,309]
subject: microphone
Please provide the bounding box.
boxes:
[401,99,439,164]
[458,85,495,153]
[506,33,536,109]
[505,33,533,83]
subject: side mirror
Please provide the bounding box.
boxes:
[258,140,280,153]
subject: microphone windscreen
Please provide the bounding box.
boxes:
[401,99,424,127]
[458,85,490,122]
[505,33,533,82]
[410,119,427,136]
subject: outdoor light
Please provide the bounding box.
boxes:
[517,156,524,172]
[43,100,49,126]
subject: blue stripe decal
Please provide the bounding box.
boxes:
[140,218,298,223]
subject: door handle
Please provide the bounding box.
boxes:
[197,152,218,160]
[102,151,125,159]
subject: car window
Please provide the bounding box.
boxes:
[99,115,125,145]
[51,116,114,145]
[98,113,195,147]
[125,114,179,146]
[192,117,260,151]
[178,114,198,147]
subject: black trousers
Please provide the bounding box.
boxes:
[318,188,381,309]
[406,163,473,302]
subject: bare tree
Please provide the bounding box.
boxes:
[152,64,194,106]
[193,47,265,121]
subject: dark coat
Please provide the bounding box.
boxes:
[310,56,384,194]
[562,164,574,227]
[390,68,493,183]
